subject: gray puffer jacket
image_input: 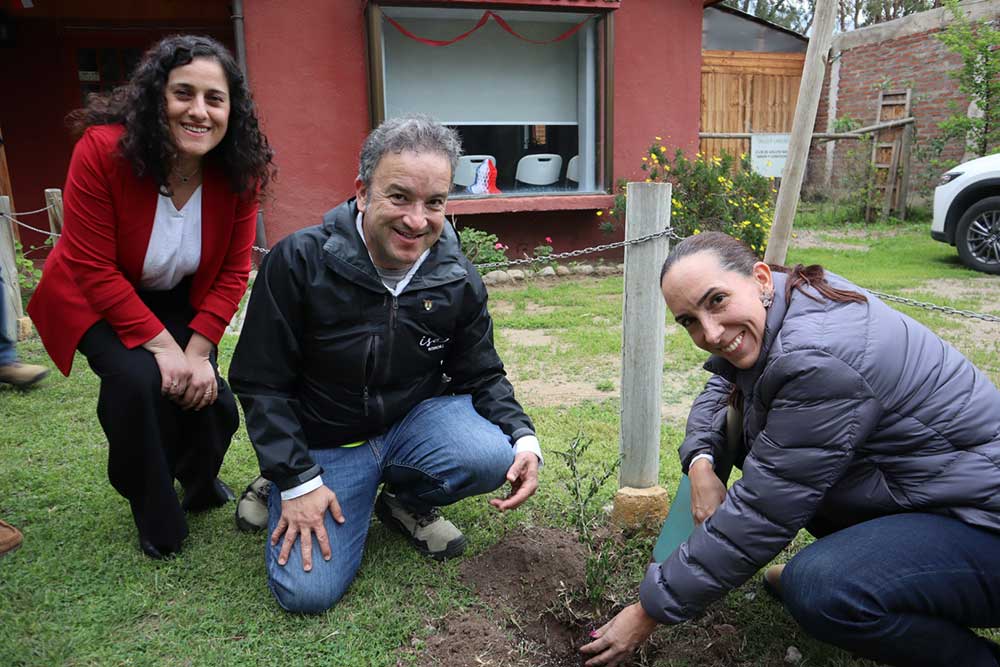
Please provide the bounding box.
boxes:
[640,271,1000,624]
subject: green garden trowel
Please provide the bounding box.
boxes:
[653,406,740,563]
[652,475,694,563]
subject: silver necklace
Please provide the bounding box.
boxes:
[175,164,201,183]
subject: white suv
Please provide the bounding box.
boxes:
[932,153,1000,274]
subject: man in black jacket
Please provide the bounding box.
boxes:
[228,116,540,614]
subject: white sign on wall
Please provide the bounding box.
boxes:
[751,133,790,178]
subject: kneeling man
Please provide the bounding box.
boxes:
[229,115,540,613]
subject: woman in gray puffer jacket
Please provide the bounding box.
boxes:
[581,232,1000,667]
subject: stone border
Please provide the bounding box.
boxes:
[482,262,625,286]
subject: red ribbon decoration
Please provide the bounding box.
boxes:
[383,10,593,47]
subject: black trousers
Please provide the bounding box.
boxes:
[78,282,238,550]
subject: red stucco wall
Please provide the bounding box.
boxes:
[244,0,705,255]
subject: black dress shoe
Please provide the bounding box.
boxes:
[182,478,236,513]
[139,538,180,560]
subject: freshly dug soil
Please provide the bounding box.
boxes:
[409,527,794,667]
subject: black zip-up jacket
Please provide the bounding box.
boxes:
[229,199,535,491]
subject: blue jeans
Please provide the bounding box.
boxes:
[0,266,17,366]
[782,513,1000,667]
[265,395,514,613]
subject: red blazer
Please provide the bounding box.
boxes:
[28,124,258,375]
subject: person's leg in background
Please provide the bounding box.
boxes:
[782,512,1000,667]
[0,265,48,388]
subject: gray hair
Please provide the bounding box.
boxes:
[358,114,462,185]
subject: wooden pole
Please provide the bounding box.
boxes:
[612,181,672,530]
[0,196,25,343]
[45,189,63,241]
[764,0,838,266]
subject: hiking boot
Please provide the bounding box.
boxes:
[762,564,785,601]
[374,490,466,561]
[0,519,23,557]
[235,475,271,532]
[0,362,49,389]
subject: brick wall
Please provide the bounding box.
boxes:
[806,16,990,202]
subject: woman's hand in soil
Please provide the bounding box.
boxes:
[579,602,659,666]
[689,457,726,525]
[489,451,539,511]
[272,485,345,571]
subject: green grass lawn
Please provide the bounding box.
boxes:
[2,222,998,666]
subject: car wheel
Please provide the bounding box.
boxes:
[956,195,1000,274]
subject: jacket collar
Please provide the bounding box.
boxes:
[320,198,467,293]
[703,271,790,389]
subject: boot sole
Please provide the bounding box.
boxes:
[374,499,467,561]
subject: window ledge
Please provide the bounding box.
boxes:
[447,193,614,215]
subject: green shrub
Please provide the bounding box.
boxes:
[457,226,508,272]
[610,143,776,254]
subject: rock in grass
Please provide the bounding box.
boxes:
[508,269,526,281]
[595,265,617,276]
[573,265,595,275]
[784,646,803,664]
[556,265,571,276]
[537,266,556,277]
[483,270,511,286]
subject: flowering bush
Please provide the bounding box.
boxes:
[533,236,554,266]
[610,141,776,255]
[458,226,508,272]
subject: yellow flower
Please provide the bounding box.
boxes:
[740,153,747,160]
[596,210,603,216]
[717,176,726,183]
[659,146,666,153]
[664,165,670,172]
[655,136,662,141]
[645,178,652,183]
[693,228,701,235]
[641,157,648,162]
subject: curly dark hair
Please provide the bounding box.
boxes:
[66,34,274,197]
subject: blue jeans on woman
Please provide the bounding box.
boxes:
[0,266,17,366]
[265,394,514,613]
[781,512,1000,667]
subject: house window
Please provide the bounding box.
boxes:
[369,5,612,198]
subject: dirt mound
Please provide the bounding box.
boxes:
[460,527,590,659]
[409,527,772,666]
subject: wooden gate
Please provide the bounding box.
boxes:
[700,50,805,160]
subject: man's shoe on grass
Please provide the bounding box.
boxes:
[235,475,270,532]
[374,490,466,561]
[0,362,49,389]
[0,519,23,557]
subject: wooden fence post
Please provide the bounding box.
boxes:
[45,189,63,241]
[0,195,28,342]
[612,181,672,530]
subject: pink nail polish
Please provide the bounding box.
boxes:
[589,630,599,638]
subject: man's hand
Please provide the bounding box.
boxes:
[689,458,727,525]
[489,451,539,511]
[271,485,345,571]
[579,602,659,666]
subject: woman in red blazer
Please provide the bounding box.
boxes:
[28,35,274,559]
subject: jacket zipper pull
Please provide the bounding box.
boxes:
[391,296,399,329]
[362,386,369,417]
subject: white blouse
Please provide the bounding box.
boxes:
[140,187,203,290]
